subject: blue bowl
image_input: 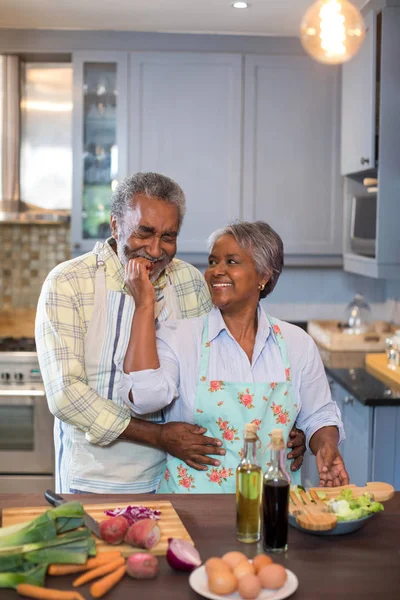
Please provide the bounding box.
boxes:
[289,512,375,536]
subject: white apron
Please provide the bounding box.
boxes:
[55,243,181,494]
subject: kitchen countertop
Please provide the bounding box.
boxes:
[316,344,400,407]
[1,492,399,600]
[289,321,400,407]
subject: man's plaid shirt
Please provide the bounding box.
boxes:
[35,239,212,446]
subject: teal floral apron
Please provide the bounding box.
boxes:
[158,313,301,493]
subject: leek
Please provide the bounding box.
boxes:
[0,564,47,589]
[0,502,85,548]
[0,512,56,548]
[0,530,92,572]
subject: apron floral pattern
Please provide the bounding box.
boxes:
[158,313,301,493]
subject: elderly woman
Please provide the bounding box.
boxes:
[120,221,348,493]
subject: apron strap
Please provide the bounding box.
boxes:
[198,315,211,380]
[267,314,292,372]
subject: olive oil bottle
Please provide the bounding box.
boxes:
[236,423,262,543]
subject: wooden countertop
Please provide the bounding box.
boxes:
[0,309,36,338]
[1,493,400,599]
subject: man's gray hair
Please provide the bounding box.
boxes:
[110,172,186,229]
[207,221,284,298]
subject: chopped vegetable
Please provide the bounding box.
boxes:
[72,556,125,587]
[90,564,126,599]
[48,551,122,576]
[16,583,85,600]
[104,505,161,525]
[166,538,201,572]
[0,565,47,589]
[328,491,384,522]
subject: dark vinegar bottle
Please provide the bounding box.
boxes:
[262,428,290,553]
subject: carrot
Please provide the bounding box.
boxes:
[17,583,85,600]
[72,556,125,587]
[48,551,122,576]
[90,564,126,599]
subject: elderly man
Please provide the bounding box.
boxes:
[36,172,305,494]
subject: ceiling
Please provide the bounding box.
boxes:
[0,0,365,36]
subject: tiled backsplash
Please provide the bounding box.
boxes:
[0,224,70,310]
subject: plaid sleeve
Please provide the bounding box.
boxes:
[194,271,212,317]
[35,272,131,446]
[170,261,212,318]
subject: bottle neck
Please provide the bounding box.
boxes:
[266,448,290,483]
[243,439,258,465]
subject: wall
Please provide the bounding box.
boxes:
[0,224,70,310]
[0,224,398,322]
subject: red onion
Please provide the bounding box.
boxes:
[104,505,161,525]
[166,537,202,572]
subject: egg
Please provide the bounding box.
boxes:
[205,557,231,575]
[252,554,273,574]
[233,559,256,580]
[208,570,238,595]
[222,551,248,569]
[238,574,262,599]
[258,564,287,589]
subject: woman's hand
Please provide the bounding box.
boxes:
[287,426,306,471]
[124,258,155,309]
[315,442,349,487]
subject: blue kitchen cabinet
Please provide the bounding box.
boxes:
[341,11,377,176]
[302,378,373,488]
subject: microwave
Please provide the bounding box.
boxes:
[350,195,377,257]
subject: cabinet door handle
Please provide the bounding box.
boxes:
[360,157,370,165]
[344,396,354,405]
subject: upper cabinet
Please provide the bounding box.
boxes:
[71,52,128,255]
[342,8,400,279]
[341,11,377,176]
[129,52,242,254]
[71,49,342,262]
[243,55,342,258]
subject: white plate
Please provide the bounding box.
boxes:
[189,565,298,600]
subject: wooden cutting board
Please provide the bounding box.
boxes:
[366,353,400,388]
[308,320,393,352]
[2,501,193,557]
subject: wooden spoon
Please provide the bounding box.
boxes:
[289,491,337,531]
[309,482,394,502]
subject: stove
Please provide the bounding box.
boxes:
[0,336,55,493]
[0,336,36,353]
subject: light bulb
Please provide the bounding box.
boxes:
[300,0,365,64]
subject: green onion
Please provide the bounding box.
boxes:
[0,564,47,589]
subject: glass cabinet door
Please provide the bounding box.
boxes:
[72,53,128,254]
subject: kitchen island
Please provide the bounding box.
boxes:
[0,493,399,600]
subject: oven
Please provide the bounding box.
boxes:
[0,338,55,493]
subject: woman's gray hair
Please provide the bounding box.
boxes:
[110,172,186,229]
[207,221,284,298]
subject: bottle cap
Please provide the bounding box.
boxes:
[244,423,258,441]
[270,428,285,450]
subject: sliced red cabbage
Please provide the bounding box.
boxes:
[104,505,161,525]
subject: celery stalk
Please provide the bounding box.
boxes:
[0,564,47,589]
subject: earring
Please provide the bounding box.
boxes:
[258,283,265,291]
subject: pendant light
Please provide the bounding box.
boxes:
[300,0,365,64]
